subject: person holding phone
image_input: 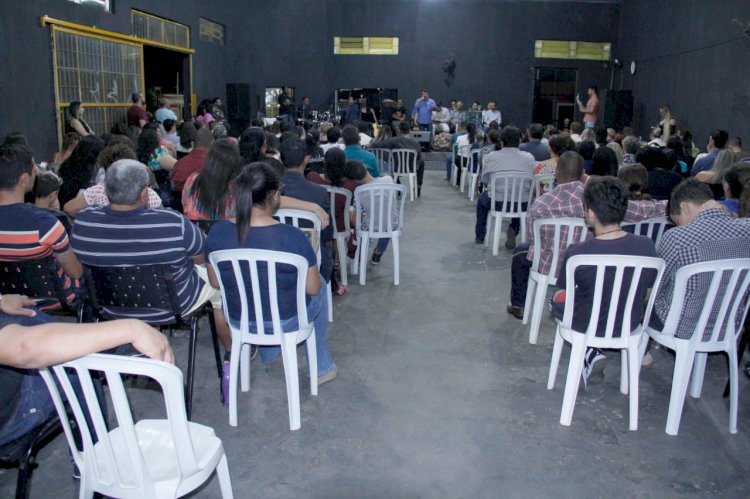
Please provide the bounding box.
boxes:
[411,90,437,133]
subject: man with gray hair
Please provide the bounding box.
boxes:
[622,135,641,164]
[71,159,230,352]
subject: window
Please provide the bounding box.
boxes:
[53,28,143,136]
[534,40,611,61]
[199,18,225,46]
[131,10,190,49]
[334,37,399,55]
[66,0,111,12]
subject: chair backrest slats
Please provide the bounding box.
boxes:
[561,255,665,340]
[354,183,406,238]
[324,186,352,236]
[391,148,418,176]
[531,217,588,277]
[621,216,673,248]
[488,172,535,213]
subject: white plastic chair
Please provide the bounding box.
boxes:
[352,183,407,286]
[463,149,482,202]
[484,171,535,256]
[390,148,419,201]
[39,354,233,499]
[641,259,750,435]
[324,186,353,287]
[450,143,461,188]
[621,216,674,249]
[275,208,333,323]
[371,148,391,176]
[524,217,589,344]
[534,173,556,197]
[457,144,473,193]
[547,255,665,430]
[209,249,318,430]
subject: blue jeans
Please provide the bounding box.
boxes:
[584,120,596,129]
[257,282,335,376]
[0,312,57,445]
[374,238,390,254]
[418,123,432,133]
[474,191,525,239]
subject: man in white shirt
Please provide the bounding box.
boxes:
[482,101,502,130]
[474,126,536,248]
[432,101,451,133]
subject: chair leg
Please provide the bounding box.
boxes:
[206,304,223,384]
[665,348,695,436]
[409,175,416,201]
[215,453,235,499]
[392,235,400,286]
[327,281,333,322]
[547,326,564,390]
[307,330,318,396]
[628,344,640,431]
[185,317,199,421]
[15,441,37,499]
[228,342,242,427]
[336,237,348,286]
[491,217,502,256]
[280,335,302,430]
[240,343,250,392]
[359,237,370,286]
[728,346,738,433]
[689,352,707,399]
[528,278,548,345]
[560,336,587,426]
[620,349,628,395]
[522,276,536,325]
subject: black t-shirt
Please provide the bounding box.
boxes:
[278,94,294,116]
[557,233,658,336]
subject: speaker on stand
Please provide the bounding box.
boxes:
[603,89,633,130]
[226,83,258,136]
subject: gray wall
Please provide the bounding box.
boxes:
[617,0,750,145]
[2,0,621,159]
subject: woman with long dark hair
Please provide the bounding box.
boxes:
[183,138,242,220]
[204,162,337,385]
[57,134,105,207]
[240,126,284,177]
[65,101,92,137]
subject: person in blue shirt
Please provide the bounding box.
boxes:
[342,125,380,177]
[411,90,437,132]
[691,129,728,176]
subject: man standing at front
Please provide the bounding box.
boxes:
[578,85,599,129]
[474,126,536,249]
[411,90,436,132]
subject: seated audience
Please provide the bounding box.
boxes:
[0,142,83,309]
[636,146,682,200]
[343,125,380,178]
[137,128,177,207]
[691,129,728,176]
[369,120,425,196]
[63,142,161,218]
[356,121,373,147]
[204,162,337,385]
[551,177,658,385]
[569,121,583,143]
[183,139,241,221]
[346,160,396,265]
[534,133,576,179]
[163,118,179,147]
[176,121,196,158]
[474,126,536,249]
[307,148,357,231]
[621,135,640,165]
[33,171,62,212]
[606,141,624,165]
[305,128,325,174]
[666,136,691,175]
[70,159,231,364]
[578,140,596,173]
[617,163,651,200]
[239,126,285,177]
[651,179,750,339]
[57,135,105,208]
[695,148,735,185]
[520,123,551,161]
[590,147,618,177]
[49,132,80,173]
[719,164,750,214]
[171,128,214,193]
[0,294,173,446]
[321,126,344,153]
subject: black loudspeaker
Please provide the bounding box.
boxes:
[226,83,257,135]
[603,90,633,130]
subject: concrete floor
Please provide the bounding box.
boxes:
[2,170,750,498]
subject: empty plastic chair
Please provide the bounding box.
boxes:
[484,171,535,256]
[209,249,318,430]
[547,255,665,430]
[40,354,234,498]
[390,148,419,201]
[524,217,589,344]
[352,183,407,286]
[371,148,391,177]
[642,259,750,435]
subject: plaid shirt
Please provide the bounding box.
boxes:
[655,208,750,339]
[527,181,668,276]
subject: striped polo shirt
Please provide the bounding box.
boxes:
[0,203,70,260]
[71,205,204,320]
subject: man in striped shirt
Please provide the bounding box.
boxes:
[71,159,230,349]
[0,143,83,308]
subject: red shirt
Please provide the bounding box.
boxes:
[171,148,208,191]
[127,105,148,126]
[306,172,356,232]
